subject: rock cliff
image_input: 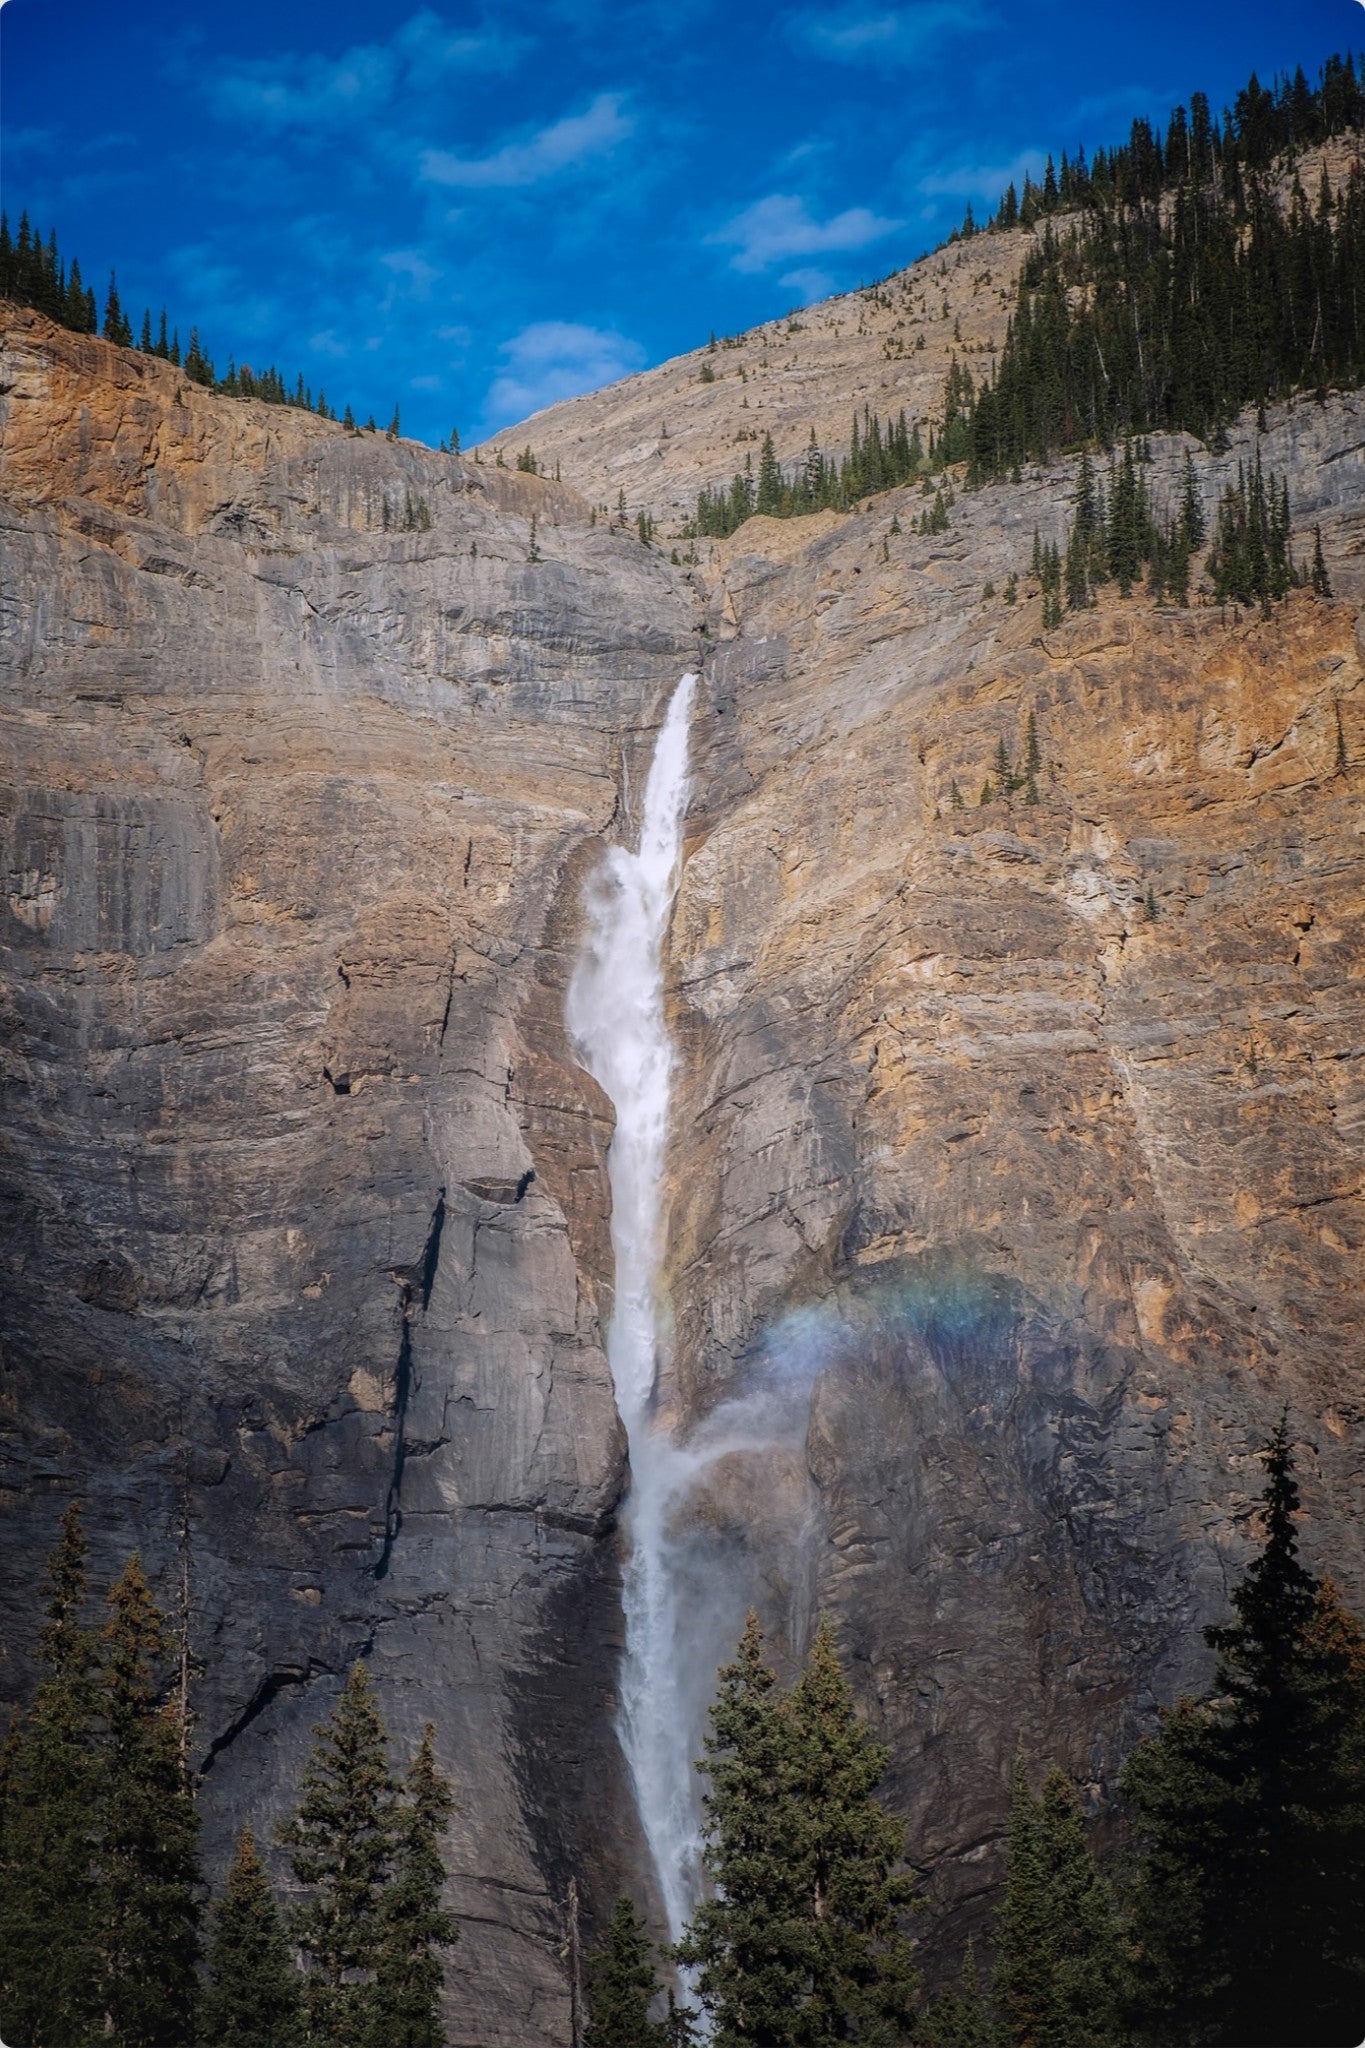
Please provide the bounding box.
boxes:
[2,284,1363,2037]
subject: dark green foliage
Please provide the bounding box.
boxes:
[3,209,362,424]
[1312,524,1333,596]
[994,1759,1129,2047]
[585,1896,669,2048]
[1121,1418,1365,2046]
[202,1827,303,2048]
[516,445,539,473]
[964,58,1365,479]
[1206,454,1297,610]
[102,272,133,347]
[924,1943,992,2048]
[677,1614,919,2046]
[95,1556,203,2048]
[689,406,927,537]
[0,1503,105,2047]
[366,1726,457,2048]
[281,1663,399,2047]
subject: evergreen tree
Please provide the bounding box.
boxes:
[585,1896,667,2048]
[784,1618,920,2043]
[202,1827,302,2048]
[756,433,783,516]
[675,1615,800,2045]
[994,1757,1128,2047]
[1311,525,1332,597]
[0,1503,104,2048]
[281,1662,398,2047]
[1121,1418,1365,2046]
[924,1943,992,2048]
[366,1725,457,2048]
[102,271,133,347]
[95,1555,203,2048]
[677,1615,918,2047]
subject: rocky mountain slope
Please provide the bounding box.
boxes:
[2,229,1363,2044]
[472,134,1362,534]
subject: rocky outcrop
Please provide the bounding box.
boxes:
[2,285,1364,2034]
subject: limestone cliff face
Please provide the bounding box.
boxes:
[0,307,694,2046]
[662,402,1365,1932]
[2,297,1364,2033]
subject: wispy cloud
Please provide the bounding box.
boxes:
[209,10,523,130]
[780,266,836,302]
[484,319,645,427]
[420,93,634,188]
[711,194,902,274]
[917,148,1047,200]
[379,249,440,298]
[788,2,993,64]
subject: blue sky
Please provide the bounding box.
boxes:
[2,0,1357,445]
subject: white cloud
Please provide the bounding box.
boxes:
[484,320,645,427]
[711,194,902,274]
[788,2,993,64]
[213,44,399,128]
[380,249,440,296]
[420,92,633,188]
[779,266,836,303]
[209,11,522,130]
[392,11,527,76]
[917,149,1047,201]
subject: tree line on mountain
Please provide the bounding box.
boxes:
[941,54,1365,480]
[584,1420,1365,2048]
[5,1422,1361,2046]
[0,212,397,435]
[1025,442,1332,626]
[0,1507,454,2047]
[686,52,1364,541]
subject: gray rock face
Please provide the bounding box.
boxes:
[0,309,695,2045]
[2,304,1364,2033]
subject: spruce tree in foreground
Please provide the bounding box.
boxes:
[1121,1417,1365,2047]
[366,1724,458,2048]
[95,1555,203,2048]
[994,1757,1129,2047]
[677,1613,918,2046]
[585,1895,669,2048]
[0,1502,105,2048]
[923,1942,992,2048]
[202,1826,302,2048]
[280,1662,398,2046]
[674,1615,805,2044]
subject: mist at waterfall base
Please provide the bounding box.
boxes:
[566,674,828,1944]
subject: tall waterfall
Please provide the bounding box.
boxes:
[566,672,702,1938]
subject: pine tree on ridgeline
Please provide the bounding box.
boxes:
[366,1724,458,2048]
[1121,1416,1365,2047]
[280,1661,398,2047]
[0,1502,105,2048]
[202,1826,303,2048]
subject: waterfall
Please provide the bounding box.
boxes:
[566,672,703,1939]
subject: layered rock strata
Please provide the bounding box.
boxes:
[2,296,1363,2032]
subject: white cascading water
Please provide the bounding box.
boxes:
[566,673,704,1938]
